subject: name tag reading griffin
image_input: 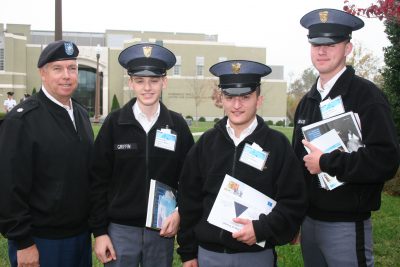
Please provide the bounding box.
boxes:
[154,129,177,151]
[114,143,137,150]
[239,142,268,171]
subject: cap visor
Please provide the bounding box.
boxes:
[309,37,348,45]
[222,87,254,96]
[128,69,165,77]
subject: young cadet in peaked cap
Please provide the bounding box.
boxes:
[89,42,194,267]
[177,60,307,267]
[0,40,94,267]
[292,8,400,267]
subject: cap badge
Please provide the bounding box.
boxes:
[64,42,74,56]
[143,46,153,58]
[319,11,329,23]
[231,63,241,74]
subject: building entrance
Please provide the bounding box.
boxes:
[74,66,102,116]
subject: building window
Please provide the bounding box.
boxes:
[0,48,4,70]
[174,56,181,76]
[219,57,227,62]
[196,56,204,76]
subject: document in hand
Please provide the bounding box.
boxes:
[207,174,276,247]
[304,129,349,190]
[302,111,363,152]
[145,179,177,230]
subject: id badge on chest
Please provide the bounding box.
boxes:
[319,95,345,119]
[239,142,268,171]
[154,128,177,151]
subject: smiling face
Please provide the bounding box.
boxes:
[39,60,78,105]
[128,76,166,109]
[221,90,263,135]
[311,40,353,81]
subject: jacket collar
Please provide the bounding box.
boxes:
[117,98,175,129]
[307,66,355,101]
[215,115,267,144]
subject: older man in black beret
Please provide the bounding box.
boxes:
[0,40,94,267]
[292,8,400,267]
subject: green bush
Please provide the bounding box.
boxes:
[0,113,6,119]
[111,94,120,112]
[32,87,37,95]
[198,116,206,122]
[288,122,294,127]
[213,118,220,123]
[266,120,273,126]
[384,168,400,196]
[275,120,285,126]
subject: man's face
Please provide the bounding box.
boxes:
[39,60,78,104]
[222,90,263,130]
[311,41,352,78]
[128,76,166,108]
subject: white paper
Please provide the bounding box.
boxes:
[207,174,276,247]
[305,129,348,190]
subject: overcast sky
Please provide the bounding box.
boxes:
[0,0,389,81]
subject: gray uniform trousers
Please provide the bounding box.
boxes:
[198,246,276,267]
[301,216,374,267]
[105,223,174,267]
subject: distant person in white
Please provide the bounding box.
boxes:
[3,92,17,112]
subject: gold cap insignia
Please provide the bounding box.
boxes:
[231,63,241,74]
[143,46,153,58]
[319,11,329,23]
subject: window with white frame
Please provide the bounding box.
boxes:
[196,56,204,76]
[174,56,181,76]
[0,36,4,71]
[0,48,4,71]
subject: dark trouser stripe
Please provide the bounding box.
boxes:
[356,220,367,267]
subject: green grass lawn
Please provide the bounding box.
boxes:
[1,122,398,266]
[1,193,398,267]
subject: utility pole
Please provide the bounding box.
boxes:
[55,0,62,40]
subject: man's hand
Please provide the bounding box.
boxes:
[160,210,180,238]
[17,244,40,267]
[302,139,323,174]
[231,218,257,246]
[183,259,198,267]
[94,234,117,264]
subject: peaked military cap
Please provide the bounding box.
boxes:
[300,8,364,45]
[209,60,271,96]
[37,40,79,68]
[118,43,176,77]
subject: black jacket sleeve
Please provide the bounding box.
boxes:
[0,117,35,249]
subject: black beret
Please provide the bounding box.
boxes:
[37,40,79,68]
[209,60,271,96]
[118,43,176,77]
[300,8,364,45]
